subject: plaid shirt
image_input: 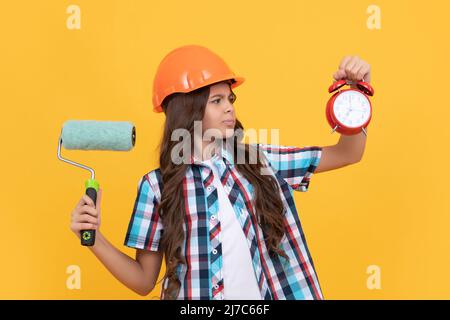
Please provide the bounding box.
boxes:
[124,142,323,300]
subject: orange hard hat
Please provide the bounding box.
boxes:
[152,45,245,113]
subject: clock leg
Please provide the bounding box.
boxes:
[361,127,367,136]
[331,125,339,134]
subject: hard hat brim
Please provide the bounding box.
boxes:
[154,75,245,113]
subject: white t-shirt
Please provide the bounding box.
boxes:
[203,158,263,300]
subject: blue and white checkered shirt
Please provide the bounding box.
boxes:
[124,142,323,300]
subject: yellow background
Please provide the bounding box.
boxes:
[0,0,449,299]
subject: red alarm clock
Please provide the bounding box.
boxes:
[326,79,374,136]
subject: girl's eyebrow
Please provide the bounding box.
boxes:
[210,93,234,99]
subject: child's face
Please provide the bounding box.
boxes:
[202,82,237,140]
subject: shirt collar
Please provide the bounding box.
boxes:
[190,140,235,167]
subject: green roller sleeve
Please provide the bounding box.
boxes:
[61,120,136,151]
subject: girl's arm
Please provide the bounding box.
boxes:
[316,129,366,174]
[71,191,163,297]
[315,55,371,173]
[88,231,163,296]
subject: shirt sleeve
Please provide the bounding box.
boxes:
[124,173,164,251]
[253,143,323,192]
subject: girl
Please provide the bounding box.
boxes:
[70,45,370,300]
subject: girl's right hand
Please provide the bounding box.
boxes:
[70,188,102,239]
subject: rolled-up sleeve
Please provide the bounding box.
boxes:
[124,173,164,251]
[254,143,323,192]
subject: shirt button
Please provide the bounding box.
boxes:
[214,284,219,289]
[212,249,218,254]
[211,215,216,220]
[207,186,212,192]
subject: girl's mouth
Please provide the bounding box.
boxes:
[222,120,235,126]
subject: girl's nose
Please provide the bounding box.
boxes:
[224,100,234,113]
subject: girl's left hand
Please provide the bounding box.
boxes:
[332,55,371,84]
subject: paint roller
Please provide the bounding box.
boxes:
[57,120,136,246]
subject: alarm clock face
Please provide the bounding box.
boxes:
[333,90,371,128]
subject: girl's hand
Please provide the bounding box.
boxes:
[333,55,371,84]
[70,188,102,239]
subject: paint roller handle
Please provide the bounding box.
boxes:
[80,187,97,246]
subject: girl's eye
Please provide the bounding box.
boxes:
[211,95,236,104]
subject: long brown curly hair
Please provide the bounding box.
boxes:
[154,80,289,299]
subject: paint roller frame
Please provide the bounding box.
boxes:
[57,120,136,246]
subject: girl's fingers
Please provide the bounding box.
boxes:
[96,188,102,208]
[79,204,98,217]
[76,194,95,209]
[336,56,370,83]
[344,56,358,79]
[76,197,85,209]
[350,64,364,81]
[83,195,95,207]
[333,69,347,80]
[74,213,98,225]
[338,56,352,70]
[356,65,370,81]
[75,222,98,230]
